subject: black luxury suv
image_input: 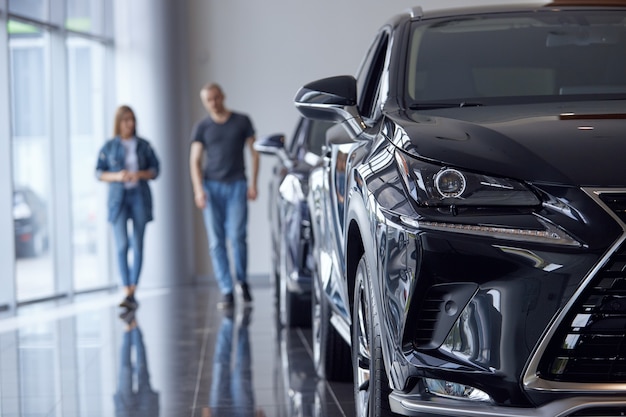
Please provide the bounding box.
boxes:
[295,2,626,416]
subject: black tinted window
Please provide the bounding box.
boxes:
[407,10,626,103]
[306,120,334,157]
[357,32,389,119]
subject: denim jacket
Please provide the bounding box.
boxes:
[95,136,160,223]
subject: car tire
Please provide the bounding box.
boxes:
[272,237,281,306]
[311,269,352,381]
[283,282,311,328]
[272,261,280,306]
[353,254,395,417]
[279,236,312,328]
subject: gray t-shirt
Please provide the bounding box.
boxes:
[191,112,255,182]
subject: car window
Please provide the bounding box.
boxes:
[356,31,389,120]
[287,118,307,157]
[406,10,626,104]
[305,120,334,157]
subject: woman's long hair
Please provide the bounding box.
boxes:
[113,105,137,137]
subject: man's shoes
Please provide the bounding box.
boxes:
[119,295,138,310]
[239,282,253,305]
[217,292,234,310]
[240,306,253,327]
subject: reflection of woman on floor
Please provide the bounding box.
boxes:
[114,314,159,416]
[203,309,266,417]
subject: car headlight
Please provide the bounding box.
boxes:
[394,150,582,246]
[395,151,540,207]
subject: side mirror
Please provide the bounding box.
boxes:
[294,75,365,136]
[254,133,294,169]
[254,133,286,154]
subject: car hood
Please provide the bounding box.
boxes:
[391,101,626,187]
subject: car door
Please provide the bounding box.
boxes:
[321,29,391,323]
[316,127,354,321]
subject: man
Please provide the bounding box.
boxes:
[189,83,259,309]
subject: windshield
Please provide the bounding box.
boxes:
[406,9,626,107]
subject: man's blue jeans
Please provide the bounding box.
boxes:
[112,188,148,287]
[202,179,248,295]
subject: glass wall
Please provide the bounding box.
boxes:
[9,22,55,300]
[67,35,108,291]
[8,0,46,21]
[3,0,114,305]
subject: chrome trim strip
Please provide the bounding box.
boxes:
[523,187,626,392]
[390,392,626,417]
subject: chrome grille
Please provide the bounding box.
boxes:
[599,193,626,224]
[537,192,626,383]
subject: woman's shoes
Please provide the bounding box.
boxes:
[119,295,138,310]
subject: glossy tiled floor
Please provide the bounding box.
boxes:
[0,276,356,417]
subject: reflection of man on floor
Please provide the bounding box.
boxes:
[202,308,266,417]
[114,312,159,416]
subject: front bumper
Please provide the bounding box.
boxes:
[390,392,626,417]
[375,188,626,413]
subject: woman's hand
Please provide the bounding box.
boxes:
[117,170,131,182]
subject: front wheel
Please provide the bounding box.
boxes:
[352,254,395,417]
[312,268,352,381]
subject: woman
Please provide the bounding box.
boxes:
[96,105,159,310]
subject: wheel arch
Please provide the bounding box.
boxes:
[346,219,364,320]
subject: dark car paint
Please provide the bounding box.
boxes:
[331,108,626,409]
[336,114,626,412]
[298,3,626,417]
[390,102,626,187]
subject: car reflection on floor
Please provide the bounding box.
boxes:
[274,320,356,417]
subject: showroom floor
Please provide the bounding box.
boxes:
[0,276,355,417]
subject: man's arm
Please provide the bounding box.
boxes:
[189,141,206,209]
[247,135,259,201]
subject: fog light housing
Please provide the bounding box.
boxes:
[424,378,492,403]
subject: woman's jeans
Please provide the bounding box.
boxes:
[112,188,148,288]
[202,179,248,295]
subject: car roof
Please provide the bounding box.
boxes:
[398,1,626,22]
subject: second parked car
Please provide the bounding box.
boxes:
[255,118,333,327]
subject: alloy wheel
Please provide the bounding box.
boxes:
[353,258,372,416]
